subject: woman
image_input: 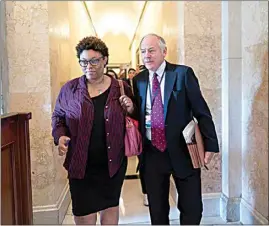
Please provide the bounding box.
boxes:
[51,36,135,225]
[106,69,118,79]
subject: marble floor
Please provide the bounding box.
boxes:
[62,157,238,225]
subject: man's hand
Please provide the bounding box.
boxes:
[119,95,134,114]
[204,152,214,165]
[58,136,70,156]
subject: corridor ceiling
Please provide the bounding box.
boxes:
[84,1,146,41]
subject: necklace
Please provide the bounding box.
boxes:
[87,75,105,95]
[89,75,104,85]
[97,76,105,94]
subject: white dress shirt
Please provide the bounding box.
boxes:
[145,60,166,140]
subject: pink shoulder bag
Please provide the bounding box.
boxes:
[118,80,142,157]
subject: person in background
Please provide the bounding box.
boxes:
[133,33,219,225]
[52,36,135,225]
[106,69,118,79]
[123,68,135,91]
[127,68,136,81]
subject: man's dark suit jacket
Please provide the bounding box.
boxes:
[133,61,219,178]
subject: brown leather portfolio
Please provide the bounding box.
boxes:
[183,119,208,169]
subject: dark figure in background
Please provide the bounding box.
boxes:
[122,68,135,92]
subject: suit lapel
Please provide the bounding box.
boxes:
[164,63,177,121]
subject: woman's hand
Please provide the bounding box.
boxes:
[119,95,134,114]
[58,136,70,156]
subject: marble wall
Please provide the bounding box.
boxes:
[241,1,268,220]
[221,2,243,221]
[183,1,222,193]
[131,1,163,68]
[1,2,8,114]
[131,1,163,67]
[48,1,72,109]
[5,1,55,207]
[4,0,268,222]
[4,1,96,223]
[48,1,97,109]
[68,1,97,80]
[161,1,183,64]
[131,1,222,193]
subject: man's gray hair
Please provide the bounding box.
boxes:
[140,33,167,51]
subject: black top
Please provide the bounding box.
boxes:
[86,87,110,174]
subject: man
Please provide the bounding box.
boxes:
[133,33,219,225]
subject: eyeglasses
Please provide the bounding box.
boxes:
[79,56,104,67]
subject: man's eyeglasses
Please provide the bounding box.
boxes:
[79,56,104,67]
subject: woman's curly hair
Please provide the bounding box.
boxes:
[76,36,109,65]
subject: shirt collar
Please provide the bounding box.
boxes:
[149,60,166,80]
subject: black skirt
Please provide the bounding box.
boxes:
[69,158,127,216]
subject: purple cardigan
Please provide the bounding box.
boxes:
[52,75,133,179]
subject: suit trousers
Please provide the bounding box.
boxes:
[143,139,203,225]
[138,157,147,194]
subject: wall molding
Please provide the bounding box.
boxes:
[128,1,148,50]
[240,198,269,225]
[83,1,97,36]
[33,182,71,224]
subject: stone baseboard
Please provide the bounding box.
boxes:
[170,178,221,217]
[240,198,269,225]
[33,182,71,224]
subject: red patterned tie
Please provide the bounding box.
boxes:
[151,73,167,152]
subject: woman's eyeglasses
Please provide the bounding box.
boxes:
[79,56,104,67]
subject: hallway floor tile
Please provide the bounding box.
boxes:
[63,179,234,225]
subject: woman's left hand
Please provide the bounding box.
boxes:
[119,95,134,114]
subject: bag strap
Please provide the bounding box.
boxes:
[118,80,127,115]
[118,80,125,96]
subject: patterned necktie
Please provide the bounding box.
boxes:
[151,73,167,152]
